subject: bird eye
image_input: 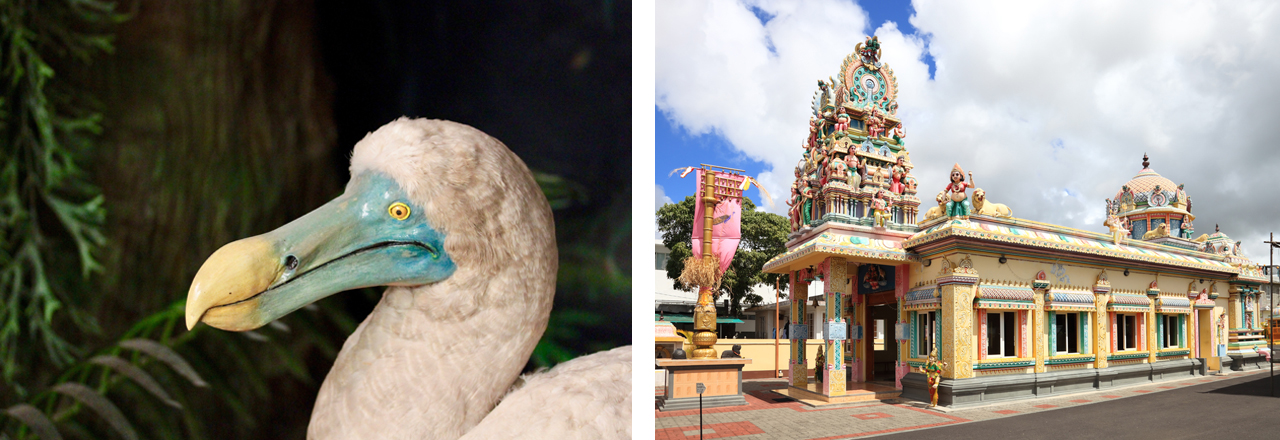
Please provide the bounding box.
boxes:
[388,202,411,220]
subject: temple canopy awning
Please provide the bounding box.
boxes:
[762,231,913,274]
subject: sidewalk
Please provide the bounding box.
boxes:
[654,369,1270,440]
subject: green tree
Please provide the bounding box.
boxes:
[657,196,789,316]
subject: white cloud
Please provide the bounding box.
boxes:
[657,0,1280,261]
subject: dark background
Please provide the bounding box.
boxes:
[0,0,630,439]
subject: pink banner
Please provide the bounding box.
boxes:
[691,170,744,275]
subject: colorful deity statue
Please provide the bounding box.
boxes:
[807,118,820,150]
[1180,215,1194,239]
[892,122,906,146]
[866,105,885,139]
[845,154,863,188]
[872,191,891,227]
[925,347,947,407]
[835,107,850,134]
[829,154,849,183]
[800,182,815,227]
[889,155,907,194]
[944,163,972,218]
[787,182,802,231]
[1105,214,1130,245]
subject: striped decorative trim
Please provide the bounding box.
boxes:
[977,286,1035,301]
[973,359,1035,370]
[1107,352,1149,361]
[1110,293,1151,306]
[973,299,1036,310]
[1157,349,1190,357]
[1046,355,1095,365]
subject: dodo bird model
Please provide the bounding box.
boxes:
[185,118,632,439]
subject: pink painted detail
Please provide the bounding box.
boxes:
[1020,310,1029,357]
[1139,314,1145,350]
[853,359,864,383]
[979,310,988,360]
[895,265,908,299]
[895,361,910,390]
[1110,312,1117,352]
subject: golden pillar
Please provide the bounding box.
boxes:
[1032,287,1047,373]
[692,169,720,359]
[1093,275,1111,370]
[937,256,977,379]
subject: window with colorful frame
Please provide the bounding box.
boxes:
[1159,314,1184,349]
[914,310,937,358]
[1052,312,1088,355]
[1114,313,1142,351]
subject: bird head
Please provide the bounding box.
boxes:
[185,118,557,331]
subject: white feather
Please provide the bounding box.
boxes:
[301,118,630,439]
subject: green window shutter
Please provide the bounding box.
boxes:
[1049,312,1056,354]
[1157,314,1164,348]
[1081,313,1089,354]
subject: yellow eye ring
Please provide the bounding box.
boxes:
[388,202,411,220]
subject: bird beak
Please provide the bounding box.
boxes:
[185,172,454,332]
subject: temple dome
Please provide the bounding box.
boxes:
[1113,167,1177,202]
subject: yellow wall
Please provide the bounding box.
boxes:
[682,339,826,373]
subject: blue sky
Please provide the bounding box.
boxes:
[655,0,930,211]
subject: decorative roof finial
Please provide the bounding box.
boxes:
[1215,223,1220,233]
[1142,153,1149,169]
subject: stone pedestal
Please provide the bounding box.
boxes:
[656,359,752,411]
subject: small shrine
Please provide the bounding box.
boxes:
[762,40,1270,409]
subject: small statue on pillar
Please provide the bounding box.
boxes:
[925,346,947,408]
[944,163,972,218]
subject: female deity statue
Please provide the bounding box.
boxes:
[1180,215,1194,239]
[786,182,802,231]
[807,117,820,150]
[925,347,947,407]
[845,154,864,189]
[866,105,885,139]
[835,108,850,134]
[800,182,815,227]
[872,191,891,227]
[892,122,906,146]
[889,155,907,194]
[944,163,972,218]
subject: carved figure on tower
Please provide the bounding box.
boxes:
[835,107,850,134]
[944,163,972,218]
[1180,215,1194,239]
[892,122,906,146]
[787,181,802,231]
[829,153,849,183]
[872,190,891,227]
[845,154,863,189]
[866,105,885,139]
[855,35,881,67]
[889,155,907,194]
[807,117,820,150]
[800,182,815,226]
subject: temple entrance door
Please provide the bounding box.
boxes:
[1198,308,1216,371]
[864,291,897,384]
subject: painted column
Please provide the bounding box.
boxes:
[1032,273,1049,373]
[822,257,848,396]
[1093,274,1111,370]
[936,256,978,379]
[853,280,867,383]
[790,271,809,388]
[1147,286,1159,364]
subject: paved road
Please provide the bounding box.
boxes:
[878,372,1280,440]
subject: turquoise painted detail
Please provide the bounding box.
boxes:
[252,172,455,325]
[1157,313,1164,348]
[1049,311,1056,355]
[1046,355,1095,365]
[974,359,1034,370]
[1108,352,1148,361]
[1157,349,1190,357]
[1081,313,1089,354]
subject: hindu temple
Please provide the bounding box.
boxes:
[761,38,1271,407]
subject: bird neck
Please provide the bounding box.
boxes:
[308,278,552,439]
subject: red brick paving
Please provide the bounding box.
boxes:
[805,405,970,440]
[851,412,893,420]
[654,421,764,440]
[993,409,1019,414]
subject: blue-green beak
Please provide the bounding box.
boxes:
[185,172,455,331]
